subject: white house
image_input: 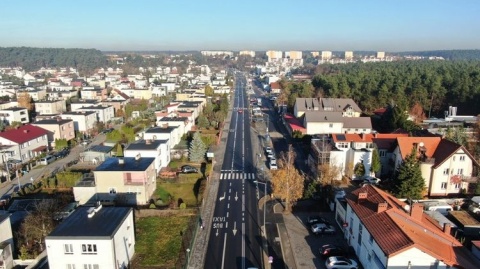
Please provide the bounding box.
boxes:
[392,137,480,197]
[0,214,14,269]
[0,124,49,164]
[124,139,170,174]
[77,105,115,123]
[338,185,480,269]
[60,111,97,133]
[34,99,66,115]
[45,206,135,269]
[157,117,191,136]
[142,125,181,149]
[0,107,29,125]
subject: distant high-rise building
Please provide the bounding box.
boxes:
[377,51,385,59]
[286,51,302,60]
[201,51,233,57]
[266,50,283,61]
[239,50,255,57]
[311,51,319,57]
[344,51,353,60]
[321,51,332,60]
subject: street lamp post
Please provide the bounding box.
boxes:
[186,248,190,268]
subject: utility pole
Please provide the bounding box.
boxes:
[286,144,292,212]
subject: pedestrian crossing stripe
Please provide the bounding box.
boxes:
[219,172,255,180]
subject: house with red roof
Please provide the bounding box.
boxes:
[269,82,281,94]
[392,137,479,197]
[339,185,480,268]
[0,124,49,164]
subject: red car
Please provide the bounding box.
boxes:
[238,109,243,113]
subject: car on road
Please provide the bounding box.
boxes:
[101,128,115,134]
[325,256,358,269]
[311,223,336,235]
[238,109,243,113]
[40,155,56,165]
[265,147,272,154]
[269,162,278,170]
[307,215,330,226]
[181,165,198,173]
[319,244,346,258]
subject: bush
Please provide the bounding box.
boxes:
[179,203,187,209]
[149,203,156,209]
[155,199,164,206]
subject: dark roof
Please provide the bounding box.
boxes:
[126,139,168,151]
[34,119,72,125]
[0,106,27,112]
[88,145,114,153]
[78,105,112,110]
[61,111,96,116]
[71,100,99,104]
[0,214,10,224]
[158,117,188,122]
[47,207,132,239]
[145,126,178,133]
[0,124,48,144]
[95,157,155,172]
[35,99,64,104]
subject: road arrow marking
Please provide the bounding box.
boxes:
[233,222,237,236]
[235,192,238,201]
[219,192,225,201]
[216,229,219,236]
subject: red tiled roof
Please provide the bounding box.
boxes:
[332,133,408,143]
[396,137,441,159]
[270,82,281,89]
[283,113,306,133]
[0,124,48,144]
[346,185,480,268]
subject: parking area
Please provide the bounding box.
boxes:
[282,200,362,269]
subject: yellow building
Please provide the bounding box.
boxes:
[266,50,283,61]
[321,51,332,60]
[377,51,385,59]
[286,51,302,60]
[344,51,353,60]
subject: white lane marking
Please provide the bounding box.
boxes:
[221,233,228,269]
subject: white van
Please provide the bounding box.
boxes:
[424,202,453,216]
[40,155,56,165]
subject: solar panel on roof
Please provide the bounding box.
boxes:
[336,134,346,141]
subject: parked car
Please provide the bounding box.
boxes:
[319,244,346,258]
[40,155,56,165]
[325,256,358,269]
[267,152,274,159]
[307,215,330,226]
[181,165,198,173]
[265,147,272,154]
[101,128,115,134]
[311,223,336,235]
[238,109,243,113]
[269,162,278,170]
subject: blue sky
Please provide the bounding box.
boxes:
[1,0,479,51]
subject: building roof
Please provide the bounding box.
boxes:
[342,117,372,129]
[33,118,72,125]
[304,111,344,123]
[125,139,168,151]
[283,113,306,133]
[0,124,48,144]
[158,117,188,122]
[87,145,114,153]
[0,214,10,224]
[71,99,99,105]
[270,82,281,89]
[0,106,27,112]
[47,206,132,239]
[77,105,112,110]
[332,133,408,143]
[396,137,441,159]
[346,185,480,268]
[61,111,96,116]
[35,99,64,104]
[295,97,362,113]
[95,157,154,172]
[145,126,178,133]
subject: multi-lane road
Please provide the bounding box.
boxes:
[204,73,264,269]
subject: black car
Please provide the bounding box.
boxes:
[320,244,346,258]
[307,215,330,226]
[181,165,198,173]
[102,128,115,134]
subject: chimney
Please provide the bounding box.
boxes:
[443,223,452,235]
[361,133,365,140]
[410,203,424,221]
[135,153,141,160]
[357,192,368,203]
[23,129,29,133]
[118,158,124,165]
[146,139,152,145]
[377,201,388,213]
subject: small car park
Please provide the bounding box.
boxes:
[181,165,198,173]
[311,223,336,235]
[325,256,358,269]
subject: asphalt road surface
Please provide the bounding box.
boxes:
[204,72,264,269]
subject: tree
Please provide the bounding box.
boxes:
[54,139,68,150]
[353,162,366,178]
[189,132,207,162]
[317,163,342,187]
[204,85,214,96]
[370,148,382,176]
[197,114,210,129]
[393,148,426,199]
[116,143,123,157]
[270,146,305,212]
[17,92,34,111]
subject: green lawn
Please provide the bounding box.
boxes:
[134,214,194,268]
[156,181,200,207]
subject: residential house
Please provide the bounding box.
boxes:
[32,118,75,147]
[294,97,362,118]
[0,124,49,164]
[45,206,134,269]
[76,157,156,205]
[392,137,479,197]
[124,139,170,174]
[35,99,66,115]
[16,88,47,101]
[0,214,14,269]
[269,82,281,94]
[157,117,191,136]
[142,125,181,149]
[372,133,409,177]
[338,185,480,269]
[177,101,204,120]
[46,88,77,100]
[80,87,107,101]
[302,111,372,135]
[60,111,97,133]
[70,100,100,111]
[0,107,29,126]
[101,99,128,113]
[80,145,114,163]
[133,88,152,100]
[77,105,115,123]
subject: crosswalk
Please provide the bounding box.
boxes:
[219,172,256,181]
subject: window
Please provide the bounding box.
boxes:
[81,244,97,254]
[37,138,40,142]
[369,234,374,244]
[441,182,447,190]
[379,150,386,157]
[454,183,461,189]
[453,156,456,161]
[109,188,116,195]
[67,265,76,269]
[64,244,73,254]
[460,156,466,161]
[443,168,449,175]
[457,168,464,175]
[83,265,99,269]
[329,123,333,128]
